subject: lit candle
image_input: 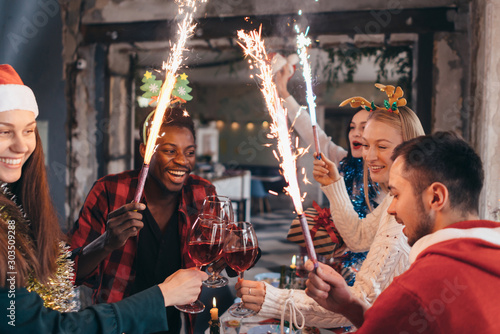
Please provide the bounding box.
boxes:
[290,255,297,270]
[210,297,218,321]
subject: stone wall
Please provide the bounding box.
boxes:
[60,0,500,223]
[471,0,500,220]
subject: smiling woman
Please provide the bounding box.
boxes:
[0,110,37,184]
[0,64,209,334]
[287,84,425,328]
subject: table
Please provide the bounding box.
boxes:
[205,311,351,333]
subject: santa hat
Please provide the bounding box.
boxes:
[0,64,39,118]
[269,52,299,76]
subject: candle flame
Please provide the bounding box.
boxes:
[292,254,296,266]
[212,297,217,307]
[238,27,304,216]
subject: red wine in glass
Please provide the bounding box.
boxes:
[224,221,259,318]
[175,214,225,314]
[201,195,234,288]
[224,247,258,272]
[295,254,309,278]
[189,240,223,265]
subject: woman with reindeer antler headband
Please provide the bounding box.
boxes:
[236,83,424,330]
[274,60,380,282]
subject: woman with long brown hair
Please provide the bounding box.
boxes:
[0,64,207,333]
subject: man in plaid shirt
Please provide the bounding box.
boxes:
[70,108,215,333]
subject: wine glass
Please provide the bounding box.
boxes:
[224,221,259,318]
[175,214,225,314]
[201,195,234,223]
[201,195,234,288]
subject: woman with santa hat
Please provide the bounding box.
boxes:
[0,64,207,333]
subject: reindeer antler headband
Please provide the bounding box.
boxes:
[339,83,407,115]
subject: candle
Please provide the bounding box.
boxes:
[290,255,297,270]
[210,297,218,320]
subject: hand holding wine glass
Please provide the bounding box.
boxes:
[224,221,259,317]
[201,195,235,288]
[175,214,225,314]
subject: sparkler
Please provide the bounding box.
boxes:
[238,27,319,269]
[295,25,321,159]
[133,0,204,203]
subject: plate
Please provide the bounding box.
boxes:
[253,272,281,287]
[247,324,299,334]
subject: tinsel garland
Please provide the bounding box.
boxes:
[26,242,79,312]
[337,157,380,286]
[0,183,79,312]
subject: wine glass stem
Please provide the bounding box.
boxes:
[238,272,245,309]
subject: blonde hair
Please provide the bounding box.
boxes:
[363,106,425,210]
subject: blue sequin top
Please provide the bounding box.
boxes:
[337,156,379,286]
[338,157,379,218]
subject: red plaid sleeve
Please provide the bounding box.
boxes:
[69,179,110,288]
[69,170,139,302]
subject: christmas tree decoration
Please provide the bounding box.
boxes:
[139,71,193,106]
[139,71,163,106]
[172,72,193,102]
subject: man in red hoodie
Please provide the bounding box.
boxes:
[305,131,500,333]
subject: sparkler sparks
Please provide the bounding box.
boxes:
[134,0,205,203]
[238,27,318,268]
[295,24,321,157]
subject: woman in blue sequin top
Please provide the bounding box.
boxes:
[274,66,380,284]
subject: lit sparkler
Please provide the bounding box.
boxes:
[295,24,321,158]
[134,0,205,203]
[238,27,319,269]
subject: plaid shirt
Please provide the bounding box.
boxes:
[70,169,216,304]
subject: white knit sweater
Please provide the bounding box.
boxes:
[258,179,411,328]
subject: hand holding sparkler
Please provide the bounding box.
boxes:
[312,153,341,186]
[133,0,203,203]
[238,27,319,270]
[305,260,366,325]
[275,66,293,99]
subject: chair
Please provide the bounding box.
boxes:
[251,179,271,214]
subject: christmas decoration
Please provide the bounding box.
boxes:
[139,71,163,106]
[0,183,79,312]
[26,242,79,312]
[339,83,407,114]
[139,71,193,106]
[172,72,193,102]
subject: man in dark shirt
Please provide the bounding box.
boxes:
[71,107,216,333]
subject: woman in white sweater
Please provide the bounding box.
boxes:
[236,87,425,329]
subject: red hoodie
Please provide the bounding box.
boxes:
[358,220,500,334]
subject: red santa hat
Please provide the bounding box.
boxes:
[0,64,39,118]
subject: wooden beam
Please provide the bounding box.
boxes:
[81,7,456,44]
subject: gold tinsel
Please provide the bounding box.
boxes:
[26,242,79,312]
[1,184,79,312]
